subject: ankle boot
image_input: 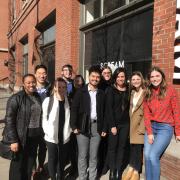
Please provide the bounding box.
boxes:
[130,171,139,180]
[122,168,134,180]
[109,169,116,180]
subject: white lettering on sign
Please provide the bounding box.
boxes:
[100,60,124,72]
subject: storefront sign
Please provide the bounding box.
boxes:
[173,1,180,84]
[100,60,124,72]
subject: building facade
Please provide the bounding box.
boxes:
[0,1,9,88]
[3,0,180,178]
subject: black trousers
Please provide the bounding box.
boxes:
[129,144,143,172]
[46,141,68,180]
[37,135,47,168]
[107,125,129,171]
[9,136,39,180]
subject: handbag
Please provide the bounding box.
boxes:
[0,127,16,160]
[0,140,14,160]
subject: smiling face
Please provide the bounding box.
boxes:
[150,70,162,87]
[131,75,142,89]
[23,76,36,94]
[54,81,67,96]
[102,68,111,81]
[35,68,47,85]
[62,67,72,79]
[116,72,126,87]
[89,72,101,88]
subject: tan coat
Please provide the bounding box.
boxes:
[129,90,145,144]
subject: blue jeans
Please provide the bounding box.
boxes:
[144,122,173,180]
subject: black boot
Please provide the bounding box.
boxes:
[109,169,116,180]
[115,170,122,180]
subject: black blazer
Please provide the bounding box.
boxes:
[70,84,105,135]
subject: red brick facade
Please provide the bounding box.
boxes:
[0,1,9,86]
[7,0,80,88]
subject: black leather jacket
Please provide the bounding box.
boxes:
[3,90,42,147]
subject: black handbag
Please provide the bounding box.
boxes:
[0,140,14,160]
[0,127,16,160]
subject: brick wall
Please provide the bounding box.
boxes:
[8,0,80,87]
[152,0,178,88]
[0,1,9,82]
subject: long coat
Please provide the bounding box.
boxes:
[129,90,145,144]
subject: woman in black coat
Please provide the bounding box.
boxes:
[3,74,42,180]
[105,67,130,180]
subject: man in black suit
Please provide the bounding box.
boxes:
[70,65,106,180]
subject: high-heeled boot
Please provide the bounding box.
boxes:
[122,168,134,180]
[130,171,139,180]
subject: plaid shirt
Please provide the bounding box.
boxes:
[143,85,180,136]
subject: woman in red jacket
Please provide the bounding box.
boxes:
[143,66,180,180]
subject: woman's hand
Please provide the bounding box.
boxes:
[148,134,154,144]
[176,136,180,142]
[73,129,79,134]
[10,143,19,152]
[101,132,107,137]
[111,127,117,135]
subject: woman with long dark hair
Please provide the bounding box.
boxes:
[42,77,71,180]
[123,71,145,180]
[3,74,42,180]
[105,67,130,180]
[143,66,180,180]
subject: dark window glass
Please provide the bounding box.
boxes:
[84,9,153,79]
[85,0,101,23]
[103,0,125,14]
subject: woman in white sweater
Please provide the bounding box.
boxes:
[42,77,71,180]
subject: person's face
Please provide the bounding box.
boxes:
[62,67,72,79]
[74,78,84,89]
[23,76,36,94]
[35,68,47,85]
[102,68,111,81]
[131,75,142,89]
[54,81,67,95]
[150,70,162,87]
[116,72,126,87]
[89,72,101,87]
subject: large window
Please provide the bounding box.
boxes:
[84,0,137,24]
[41,25,55,83]
[22,42,28,76]
[83,9,153,78]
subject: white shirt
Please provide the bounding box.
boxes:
[88,85,97,121]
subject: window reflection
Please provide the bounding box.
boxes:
[85,0,100,23]
[103,0,125,14]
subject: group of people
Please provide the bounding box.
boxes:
[2,63,180,180]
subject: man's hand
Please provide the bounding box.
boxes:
[101,132,106,137]
[73,129,79,134]
[111,127,117,135]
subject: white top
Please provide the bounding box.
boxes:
[88,85,97,120]
[42,95,71,144]
[132,90,143,113]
